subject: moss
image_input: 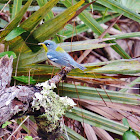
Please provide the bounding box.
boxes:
[32,81,76,133]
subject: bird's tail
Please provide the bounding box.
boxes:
[75,63,86,71]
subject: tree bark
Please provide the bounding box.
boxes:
[0,55,72,139]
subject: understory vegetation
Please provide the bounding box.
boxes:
[0,0,140,139]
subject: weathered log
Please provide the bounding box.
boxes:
[0,55,75,139]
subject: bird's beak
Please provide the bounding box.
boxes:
[38,43,43,45]
[38,43,48,52]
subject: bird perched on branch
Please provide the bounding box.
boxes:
[38,40,86,71]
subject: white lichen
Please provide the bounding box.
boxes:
[60,96,76,107]
[32,81,76,132]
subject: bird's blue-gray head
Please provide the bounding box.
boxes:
[38,40,57,51]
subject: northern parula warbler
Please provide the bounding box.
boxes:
[38,40,86,70]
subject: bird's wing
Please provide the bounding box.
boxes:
[55,46,65,53]
[47,50,73,68]
[55,46,75,63]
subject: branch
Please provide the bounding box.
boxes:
[0,55,13,92]
[0,55,75,139]
[48,67,72,84]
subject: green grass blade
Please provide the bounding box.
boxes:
[120,77,140,93]
[85,58,140,74]
[11,0,22,20]
[61,0,131,59]
[9,0,85,53]
[97,0,140,23]
[60,39,113,52]
[20,0,59,31]
[0,18,8,28]
[110,32,140,40]
[65,107,128,135]
[64,126,87,140]
[60,13,120,40]
[37,0,54,21]
[33,0,85,42]
[58,83,140,105]
[5,27,26,41]
[0,0,32,40]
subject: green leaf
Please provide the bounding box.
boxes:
[122,118,129,127]
[59,13,120,40]
[14,64,108,83]
[14,48,47,67]
[0,51,17,58]
[97,0,140,23]
[79,10,104,36]
[58,83,140,105]
[11,0,22,19]
[66,107,128,135]
[9,0,84,53]
[24,136,33,140]
[61,25,140,41]
[110,32,140,40]
[37,0,54,21]
[13,75,36,84]
[0,0,32,40]
[2,121,12,128]
[123,130,137,140]
[37,0,60,42]
[9,0,60,52]
[5,27,26,41]
[20,0,59,31]
[61,0,131,59]
[64,126,87,140]
[116,0,140,13]
[60,39,113,52]
[0,18,8,28]
[86,59,140,74]
[17,118,30,133]
[131,129,140,139]
[90,3,113,12]
[120,77,140,93]
[33,0,85,42]
[78,11,131,59]
[14,58,140,83]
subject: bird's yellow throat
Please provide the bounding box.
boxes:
[41,43,48,52]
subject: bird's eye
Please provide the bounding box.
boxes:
[47,43,50,46]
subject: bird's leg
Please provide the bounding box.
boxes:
[55,66,67,77]
[62,66,66,70]
[61,66,67,73]
[51,66,55,78]
[60,66,67,76]
[54,66,64,77]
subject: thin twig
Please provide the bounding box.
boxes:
[77,49,92,63]
[7,116,30,140]
[0,0,11,13]
[14,53,20,86]
[98,14,122,39]
[62,117,70,140]
[76,14,122,63]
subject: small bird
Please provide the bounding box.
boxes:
[38,40,86,70]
